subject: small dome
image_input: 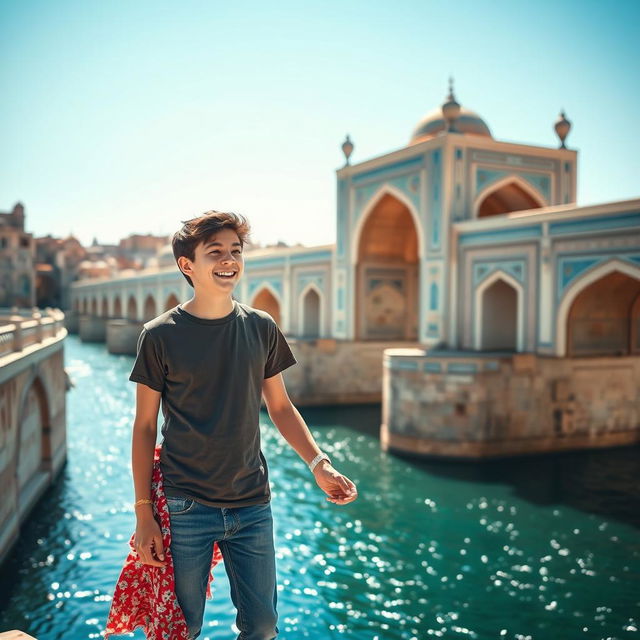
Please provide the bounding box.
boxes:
[410,106,492,145]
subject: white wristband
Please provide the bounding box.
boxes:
[308,452,331,473]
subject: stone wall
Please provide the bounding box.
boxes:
[106,319,143,355]
[272,339,423,407]
[0,311,67,566]
[382,349,640,458]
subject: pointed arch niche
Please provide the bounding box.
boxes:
[474,271,524,351]
[16,376,50,495]
[252,286,282,326]
[566,270,640,356]
[556,260,640,356]
[298,284,322,338]
[164,293,180,311]
[474,177,545,219]
[126,295,138,322]
[352,190,421,340]
[143,294,157,321]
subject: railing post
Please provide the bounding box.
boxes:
[9,316,22,351]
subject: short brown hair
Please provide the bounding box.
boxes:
[172,210,252,287]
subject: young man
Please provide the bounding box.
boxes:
[130,210,358,640]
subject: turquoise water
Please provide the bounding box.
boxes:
[0,334,639,640]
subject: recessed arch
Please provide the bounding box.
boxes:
[113,296,123,318]
[556,259,640,357]
[473,175,546,219]
[16,375,51,494]
[90,297,98,315]
[474,270,524,351]
[251,285,282,326]
[298,282,324,338]
[350,184,424,266]
[558,261,640,357]
[352,187,421,340]
[101,296,108,317]
[143,294,157,320]
[164,293,180,311]
[126,295,138,322]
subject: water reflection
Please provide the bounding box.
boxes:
[307,404,640,530]
[0,336,638,639]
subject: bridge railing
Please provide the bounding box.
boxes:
[0,307,66,356]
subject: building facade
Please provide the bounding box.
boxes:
[69,84,640,455]
[0,203,35,309]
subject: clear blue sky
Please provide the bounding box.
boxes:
[1,0,638,248]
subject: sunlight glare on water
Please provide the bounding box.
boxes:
[0,335,638,639]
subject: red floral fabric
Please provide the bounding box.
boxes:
[104,444,223,639]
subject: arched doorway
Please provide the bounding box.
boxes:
[301,286,321,338]
[355,193,419,340]
[101,296,108,317]
[90,298,98,315]
[143,295,157,320]
[165,293,179,311]
[567,271,640,356]
[113,297,122,318]
[252,288,281,326]
[476,179,543,218]
[16,377,49,494]
[479,278,518,350]
[126,295,138,321]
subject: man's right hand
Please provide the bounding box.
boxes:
[134,513,166,567]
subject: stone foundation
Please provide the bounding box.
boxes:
[271,338,423,407]
[382,349,640,459]
[64,308,79,334]
[106,319,143,355]
[79,315,107,342]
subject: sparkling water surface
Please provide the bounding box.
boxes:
[0,335,639,639]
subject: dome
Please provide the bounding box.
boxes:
[409,106,493,145]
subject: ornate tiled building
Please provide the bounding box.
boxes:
[70,82,640,456]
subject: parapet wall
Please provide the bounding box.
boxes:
[382,349,640,458]
[275,339,423,407]
[0,309,68,566]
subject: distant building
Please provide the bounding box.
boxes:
[35,233,87,309]
[0,203,35,308]
[119,233,170,269]
[32,231,172,309]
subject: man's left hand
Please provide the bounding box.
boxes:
[313,460,358,505]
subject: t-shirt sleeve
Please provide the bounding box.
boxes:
[264,320,297,379]
[129,328,166,392]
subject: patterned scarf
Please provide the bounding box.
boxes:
[104,444,223,639]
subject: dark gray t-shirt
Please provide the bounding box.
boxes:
[129,298,297,507]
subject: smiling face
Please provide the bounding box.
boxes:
[178,227,245,294]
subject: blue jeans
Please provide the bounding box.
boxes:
[166,496,279,640]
